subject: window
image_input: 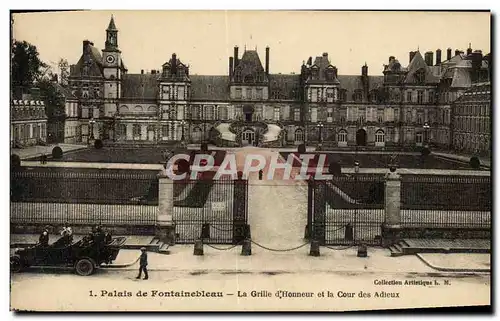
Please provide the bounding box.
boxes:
[82,108,89,118]
[326,88,334,102]
[416,133,423,144]
[377,110,384,123]
[118,124,127,138]
[417,112,423,125]
[375,130,385,143]
[219,106,228,120]
[406,110,412,123]
[311,89,318,102]
[205,105,214,120]
[256,88,263,100]
[191,106,200,120]
[244,74,254,83]
[177,86,185,100]
[294,108,301,121]
[417,91,424,104]
[394,109,399,122]
[274,108,280,121]
[133,124,141,139]
[162,125,170,138]
[235,71,242,82]
[358,109,365,123]
[428,92,434,103]
[235,88,242,99]
[337,130,347,142]
[415,69,425,84]
[406,91,412,103]
[294,129,304,142]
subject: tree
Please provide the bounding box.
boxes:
[37,78,66,119]
[11,40,47,89]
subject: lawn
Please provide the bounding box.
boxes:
[280,152,481,170]
[40,147,227,166]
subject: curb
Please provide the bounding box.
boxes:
[416,253,490,273]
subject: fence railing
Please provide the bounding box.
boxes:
[400,175,491,228]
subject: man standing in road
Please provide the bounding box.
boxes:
[136,247,148,280]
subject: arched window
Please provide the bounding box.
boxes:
[294,128,304,142]
[135,105,143,112]
[148,106,156,112]
[337,130,347,143]
[375,129,385,146]
[244,74,254,83]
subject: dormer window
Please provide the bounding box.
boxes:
[311,66,319,78]
[235,71,242,82]
[325,68,335,81]
[415,68,425,84]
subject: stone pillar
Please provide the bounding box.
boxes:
[156,173,176,245]
[381,171,402,246]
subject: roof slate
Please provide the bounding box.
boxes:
[190,75,229,100]
[121,74,159,99]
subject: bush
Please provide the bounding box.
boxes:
[298,144,306,154]
[94,139,103,149]
[421,147,431,157]
[470,156,481,169]
[328,161,342,176]
[52,146,63,159]
[11,154,21,171]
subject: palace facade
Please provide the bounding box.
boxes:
[63,16,491,150]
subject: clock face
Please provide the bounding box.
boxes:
[106,55,115,64]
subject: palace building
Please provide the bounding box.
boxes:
[63,16,491,150]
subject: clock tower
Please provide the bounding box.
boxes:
[102,15,124,119]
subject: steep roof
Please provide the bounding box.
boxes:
[190,75,229,100]
[337,75,384,102]
[107,16,117,31]
[237,50,265,72]
[69,43,103,78]
[121,74,159,100]
[268,74,301,100]
[404,51,440,84]
[305,54,339,84]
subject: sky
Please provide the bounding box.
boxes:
[12,10,491,76]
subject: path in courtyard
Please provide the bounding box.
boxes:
[232,147,308,249]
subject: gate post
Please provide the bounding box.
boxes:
[156,172,176,245]
[305,177,314,239]
[381,171,402,246]
[232,176,248,244]
[313,180,326,245]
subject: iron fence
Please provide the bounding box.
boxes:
[173,177,248,244]
[400,175,491,228]
[309,174,385,246]
[10,170,159,226]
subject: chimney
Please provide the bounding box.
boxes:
[83,40,91,54]
[447,48,452,60]
[436,49,442,65]
[322,52,328,58]
[234,46,239,71]
[424,51,433,66]
[151,70,156,74]
[265,46,270,75]
[332,66,338,78]
[455,49,461,56]
[361,64,368,76]
[141,69,144,74]
[467,43,473,56]
[229,57,234,78]
[89,42,94,47]
[409,51,416,63]
[389,56,395,63]
[470,50,484,83]
[171,53,177,74]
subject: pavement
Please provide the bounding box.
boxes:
[11,143,87,160]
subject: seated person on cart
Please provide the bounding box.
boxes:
[38,226,50,247]
[60,222,73,245]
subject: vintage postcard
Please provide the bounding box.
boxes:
[9,10,491,312]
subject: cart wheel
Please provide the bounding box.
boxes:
[75,258,95,276]
[10,256,22,273]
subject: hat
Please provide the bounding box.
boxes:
[140,247,146,251]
